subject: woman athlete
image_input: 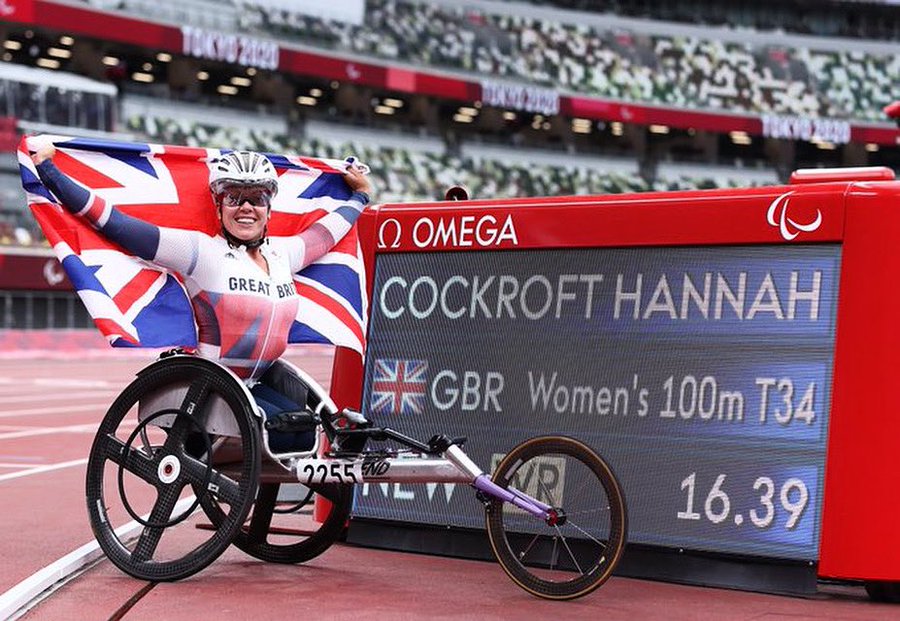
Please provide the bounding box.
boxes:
[32,144,372,452]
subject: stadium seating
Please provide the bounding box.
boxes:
[83,0,900,42]
[8,1,877,247]
[231,0,897,122]
[76,1,898,121]
[501,0,900,41]
[124,112,768,204]
[0,104,772,250]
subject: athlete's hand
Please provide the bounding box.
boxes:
[31,143,56,166]
[343,158,372,195]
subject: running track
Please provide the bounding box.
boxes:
[0,351,897,620]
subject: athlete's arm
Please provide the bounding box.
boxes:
[33,145,202,276]
[286,164,372,271]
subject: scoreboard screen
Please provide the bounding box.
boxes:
[353,244,841,561]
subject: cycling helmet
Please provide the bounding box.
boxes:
[208,150,279,201]
[209,151,278,249]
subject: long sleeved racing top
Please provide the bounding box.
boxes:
[36,159,369,382]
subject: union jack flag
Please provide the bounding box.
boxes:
[370,359,428,416]
[18,135,367,353]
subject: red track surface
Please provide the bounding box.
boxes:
[0,351,897,620]
[0,356,139,595]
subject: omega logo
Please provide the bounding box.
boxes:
[767,191,822,241]
[377,218,402,249]
[377,214,519,249]
[413,214,518,248]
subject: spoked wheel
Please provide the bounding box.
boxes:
[486,436,627,600]
[85,356,261,581]
[198,478,353,564]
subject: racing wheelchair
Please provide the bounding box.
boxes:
[85,352,628,600]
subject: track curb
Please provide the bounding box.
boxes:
[0,537,108,620]
[0,497,196,619]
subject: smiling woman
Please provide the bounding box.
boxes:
[220,199,269,245]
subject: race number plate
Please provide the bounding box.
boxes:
[293,458,362,485]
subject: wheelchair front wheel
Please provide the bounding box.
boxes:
[85,356,261,581]
[485,435,627,600]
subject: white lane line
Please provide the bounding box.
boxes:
[0,389,56,397]
[0,388,111,398]
[0,377,117,389]
[0,497,197,621]
[0,458,88,482]
[0,391,119,404]
[0,456,67,466]
[0,404,107,419]
[0,387,82,397]
[3,389,122,403]
[0,424,99,441]
[33,378,117,388]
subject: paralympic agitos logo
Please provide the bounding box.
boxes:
[767,191,822,241]
[378,214,519,250]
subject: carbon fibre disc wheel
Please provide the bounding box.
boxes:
[486,436,627,600]
[198,480,353,564]
[85,356,260,581]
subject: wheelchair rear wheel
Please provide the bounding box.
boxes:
[196,357,353,564]
[85,356,261,581]
[198,478,353,564]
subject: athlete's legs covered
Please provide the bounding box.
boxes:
[251,372,316,453]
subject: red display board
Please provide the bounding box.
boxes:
[330,169,900,585]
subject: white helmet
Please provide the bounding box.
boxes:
[208,151,278,199]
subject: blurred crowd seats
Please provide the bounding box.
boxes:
[126,113,764,205]
[0,64,117,132]
[13,0,872,248]
[83,0,900,42]
[77,0,898,121]
[0,170,40,246]
[0,109,768,248]
[495,0,900,41]
[237,0,896,122]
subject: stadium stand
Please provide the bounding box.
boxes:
[0,63,117,131]
[228,0,897,121]
[124,107,768,205]
[0,0,892,248]
[75,0,898,120]
[501,0,900,41]
[81,0,900,42]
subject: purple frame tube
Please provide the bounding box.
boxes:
[472,474,553,519]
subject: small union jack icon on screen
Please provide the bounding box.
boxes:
[370,359,428,416]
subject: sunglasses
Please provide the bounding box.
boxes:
[219,187,273,208]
